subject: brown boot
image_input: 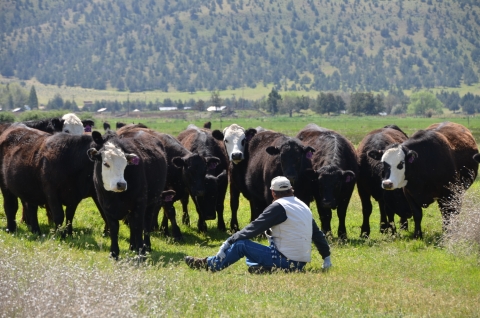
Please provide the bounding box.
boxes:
[185,256,208,270]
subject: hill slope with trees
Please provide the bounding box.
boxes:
[1,0,480,93]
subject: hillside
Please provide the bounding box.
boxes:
[1,0,480,94]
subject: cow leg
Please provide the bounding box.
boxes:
[318,207,333,237]
[165,204,183,241]
[108,218,120,259]
[438,194,460,233]
[379,200,397,235]
[180,193,190,226]
[215,177,228,232]
[197,215,207,233]
[127,212,145,255]
[399,217,409,231]
[21,199,30,225]
[64,203,79,236]
[405,195,423,239]
[49,201,66,238]
[143,205,158,252]
[160,204,170,236]
[229,183,240,231]
[2,189,19,233]
[358,186,373,238]
[25,203,41,235]
[336,200,349,240]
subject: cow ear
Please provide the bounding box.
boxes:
[126,154,140,165]
[87,148,101,161]
[343,171,356,183]
[52,118,63,131]
[172,157,185,168]
[211,130,224,141]
[206,157,220,170]
[473,153,480,163]
[266,146,280,155]
[245,128,257,141]
[304,146,315,159]
[367,150,384,161]
[92,131,104,146]
[406,150,418,164]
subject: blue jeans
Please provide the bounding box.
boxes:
[206,239,306,272]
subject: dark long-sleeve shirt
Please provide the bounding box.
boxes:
[228,200,331,259]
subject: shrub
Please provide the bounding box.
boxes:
[0,113,15,123]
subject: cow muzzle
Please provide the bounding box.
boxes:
[382,180,394,190]
[231,152,243,162]
[115,181,127,192]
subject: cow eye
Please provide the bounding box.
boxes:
[64,130,69,133]
[397,161,404,170]
[103,162,110,168]
[241,138,245,146]
[224,139,228,143]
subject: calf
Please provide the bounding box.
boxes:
[88,130,168,258]
[117,124,223,240]
[357,125,412,237]
[177,125,229,232]
[296,124,358,239]
[0,124,96,235]
[368,122,479,238]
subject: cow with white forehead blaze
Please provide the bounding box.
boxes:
[296,124,358,239]
[21,113,93,135]
[177,125,229,232]
[0,123,97,236]
[357,125,412,237]
[368,122,479,239]
[88,130,168,259]
[117,124,223,241]
[213,125,315,226]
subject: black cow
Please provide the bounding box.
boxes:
[203,121,212,129]
[22,113,93,134]
[88,130,168,258]
[0,123,96,235]
[296,124,358,239]
[212,124,257,230]
[117,124,224,240]
[103,122,111,131]
[357,125,412,237]
[368,122,479,238]
[177,125,229,232]
[116,122,126,129]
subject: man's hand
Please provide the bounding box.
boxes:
[215,240,231,261]
[322,256,332,271]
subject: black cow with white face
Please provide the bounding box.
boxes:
[88,130,168,259]
[356,125,412,237]
[212,124,257,230]
[368,122,479,239]
[296,124,358,239]
[117,124,223,240]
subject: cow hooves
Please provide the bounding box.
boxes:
[413,232,423,239]
[217,224,226,232]
[174,235,184,242]
[360,232,370,239]
[182,216,190,226]
[110,252,119,260]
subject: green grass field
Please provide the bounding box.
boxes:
[1,115,480,317]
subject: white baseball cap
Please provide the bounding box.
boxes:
[270,176,292,191]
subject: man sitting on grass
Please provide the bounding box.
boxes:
[185,176,332,273]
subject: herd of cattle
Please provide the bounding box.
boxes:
[0,113,478,258]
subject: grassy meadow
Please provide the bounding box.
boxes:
[1,114,480,317]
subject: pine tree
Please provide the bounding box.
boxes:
[28,85,38,109]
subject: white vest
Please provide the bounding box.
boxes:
[270,196,312,262]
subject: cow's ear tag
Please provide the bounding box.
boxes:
[306,151,313,159]
[209,161,218,170]
[408,156,414,163]
[346,175,352,183]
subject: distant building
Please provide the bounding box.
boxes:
[159,107,177,111]
[207,106,226,112]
